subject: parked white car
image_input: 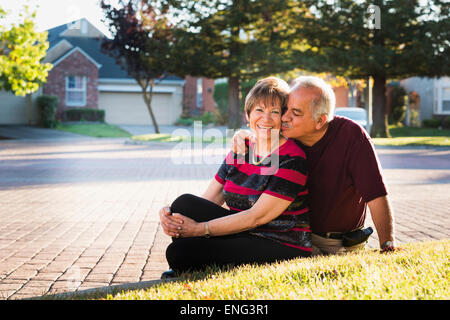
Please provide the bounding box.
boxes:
[334,107,371,131]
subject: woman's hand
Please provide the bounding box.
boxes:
[172,213,204,238]
[159,206,184,237]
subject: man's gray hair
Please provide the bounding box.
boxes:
[290,76,336,122]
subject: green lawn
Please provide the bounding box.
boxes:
[372,125,450,147]
[99,239,448,300]
[132,133,229,144]
[54,122,449,147]
[55,123,132,138]
[132,125,449,147]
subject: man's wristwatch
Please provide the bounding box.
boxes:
[381,240,394,250]
[204,222,211,238]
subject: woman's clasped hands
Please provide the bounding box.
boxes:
[159,206,202,238]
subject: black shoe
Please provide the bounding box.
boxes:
[161,269,177,279]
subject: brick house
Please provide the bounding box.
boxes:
[0,18,216,125]
[183,76,216,116]
[43,47,100,117]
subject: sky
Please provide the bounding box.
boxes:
[0,0,110,35]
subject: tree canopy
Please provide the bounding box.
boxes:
[288,0,450,137]
[100,0,450,133]
[170,0,299,128]
[101,0,178,133]
[0,5,52,96]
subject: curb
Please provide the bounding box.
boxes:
[24,278,181,300]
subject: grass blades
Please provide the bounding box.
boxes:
[105,240,448,300]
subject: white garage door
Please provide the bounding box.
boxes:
[0,91,28,124]
[99,92,176,125]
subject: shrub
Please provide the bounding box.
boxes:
[422,117,442,128]
[213,82,229,124]
[175,117,194,126]
[212,109,227,125]
[37,95,59,128]
[175,111,217,126]
[409,109,421,127]
[443,116,450,129]
[423,116,450,129]
[63,108,105,122]
[388,85,407,124]
[199,111,216,125]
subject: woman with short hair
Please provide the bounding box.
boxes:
[159,77,311,277]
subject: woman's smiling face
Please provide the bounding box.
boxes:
[246,100,282,138]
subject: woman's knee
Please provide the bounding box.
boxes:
[165,242,179,268]
[170,193,199,214]
[166,240,198,271]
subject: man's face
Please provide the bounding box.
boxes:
[281,87,321,141]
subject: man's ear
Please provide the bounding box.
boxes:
[315,114,328,130]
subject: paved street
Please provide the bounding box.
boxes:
[0,134,449,299]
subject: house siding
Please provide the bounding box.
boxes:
[401,77,435,121]
[202,78,216,112]
[0,89,41,125]
[183,76,216,114]
[43,50,99,119]
[333,86,349,108]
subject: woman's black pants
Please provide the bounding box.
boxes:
[165,193,308,273]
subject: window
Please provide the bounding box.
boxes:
[66,76,86,107]
[197,78,203,108]
[441,87,450,112]
[436,78,450,115]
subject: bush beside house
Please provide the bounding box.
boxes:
[63,108,105,122]
[423,116,450,129]
[388,84,407,125]
[37,95,59,128]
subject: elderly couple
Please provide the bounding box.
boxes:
[159,76,396,278]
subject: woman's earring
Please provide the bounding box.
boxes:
[246,123,250,127]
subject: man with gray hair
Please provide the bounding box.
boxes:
[233,75,396,255]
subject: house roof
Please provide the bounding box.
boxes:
[46,19,183,82]
[52,46,102,69]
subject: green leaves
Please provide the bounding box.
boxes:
[291,0,450,79]
[100,0,183,133]
[168,0,298,128]
[0,5,52,96]
[101,0,177,83]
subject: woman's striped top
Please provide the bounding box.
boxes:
[215,138,311,254]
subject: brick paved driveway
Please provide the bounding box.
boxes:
[0,138,449,299]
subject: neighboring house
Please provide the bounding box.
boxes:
[400,76,450,123]
[0,18,215,126]
[333,86,351,108]
[183,76,216,116]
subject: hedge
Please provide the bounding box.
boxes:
[63,108,105,122]
[37,95,59,128]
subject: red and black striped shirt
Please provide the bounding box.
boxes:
[215,139,311,254]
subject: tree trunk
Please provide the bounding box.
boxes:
[370,75,390,138]
[228,76,242,129]
[142,81,160,134]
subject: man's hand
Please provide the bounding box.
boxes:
[159,206,183,237]
[380,240,400,253]
[368,196,396,252]
[230,129,254,155]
